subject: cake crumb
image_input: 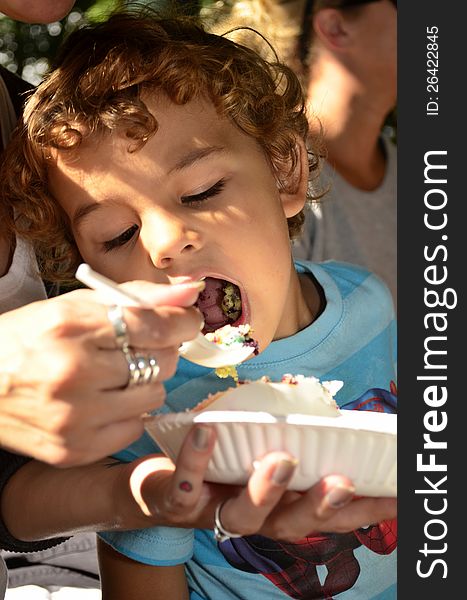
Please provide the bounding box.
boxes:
[215,365,239,382]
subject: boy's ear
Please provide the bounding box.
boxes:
[313,8,352,51]
[278,137,309,218]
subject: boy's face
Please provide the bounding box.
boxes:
[49,96,313,350]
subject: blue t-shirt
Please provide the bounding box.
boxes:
[100,260,397,599]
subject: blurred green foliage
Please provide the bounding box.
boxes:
[1,0,396,138]
[0,0,207,85]
[0,1,123,84]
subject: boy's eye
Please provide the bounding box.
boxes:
[103,224,139,252]
[181,179,226,206]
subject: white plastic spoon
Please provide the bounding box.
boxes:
[75,264,255,368]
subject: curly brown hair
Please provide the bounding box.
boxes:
[1,7,322,282]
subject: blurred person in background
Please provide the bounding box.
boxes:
[210,0,397,301]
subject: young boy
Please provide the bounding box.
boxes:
[1,9,397,600]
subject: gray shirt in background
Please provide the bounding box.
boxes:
[293,135,397,303]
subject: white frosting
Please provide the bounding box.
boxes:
[205,324,254,348]
[202,375,343,417]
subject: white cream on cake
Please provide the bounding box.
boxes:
[203,324,259,381]
[194,374,343,417]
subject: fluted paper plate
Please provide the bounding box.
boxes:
[144,410,397,497]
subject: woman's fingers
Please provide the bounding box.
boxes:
[40,417,148,467]
[0,279,204,467]
[219,452,298,537]
[132,425,217,522]
[127,447,396,543]
[216,466,394,542]
[95,346,178,392]
[314,495,397,533]
[120,279,205,308]
[67,284,203,351]
[0,283,204,467]
[258,474,355,540]
[121,304,202,350]
[165,425,217,516]
[260,474,396,541]
[309,474,356,518]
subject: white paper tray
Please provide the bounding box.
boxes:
[144,409,397,497]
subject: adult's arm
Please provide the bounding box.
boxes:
[0,427,218,543]
[0,449,68,551]
[0,278,202,551]
[1,423,396,546]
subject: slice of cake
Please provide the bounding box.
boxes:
[204,324,259,381]
[193,374,343,417]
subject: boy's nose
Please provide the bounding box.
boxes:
[146,213,201,269]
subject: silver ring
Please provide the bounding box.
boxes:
[107,305,129,350]
[213,501,243,543]
[122,347,139,388]
[121,347,160,389]
[134,353,160,385]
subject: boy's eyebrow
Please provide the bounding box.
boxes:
[168,146,226,174]
[72,146,226,228]
[72,202,102,229]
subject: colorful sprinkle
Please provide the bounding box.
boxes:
[179,480,193,492]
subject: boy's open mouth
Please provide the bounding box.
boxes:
[196,277,243,333]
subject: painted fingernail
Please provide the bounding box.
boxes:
[179,480,193,493]
[271,458,298,486]
[178,281,205,292]
[325,484,355,509]
[192,425,211,451]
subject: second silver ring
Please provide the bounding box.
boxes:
[122,347,160,388]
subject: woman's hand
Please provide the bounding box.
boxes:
[0,424,395,544]
[128,424,397,538]
[0,281,202,466]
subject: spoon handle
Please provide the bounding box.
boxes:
[75,263,144,307]
[75,263,252,368]
[76,263,205,347]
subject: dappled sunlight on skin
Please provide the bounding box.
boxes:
[48,94,313,354]
[209,202,256,228]
[130,456,175,518]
